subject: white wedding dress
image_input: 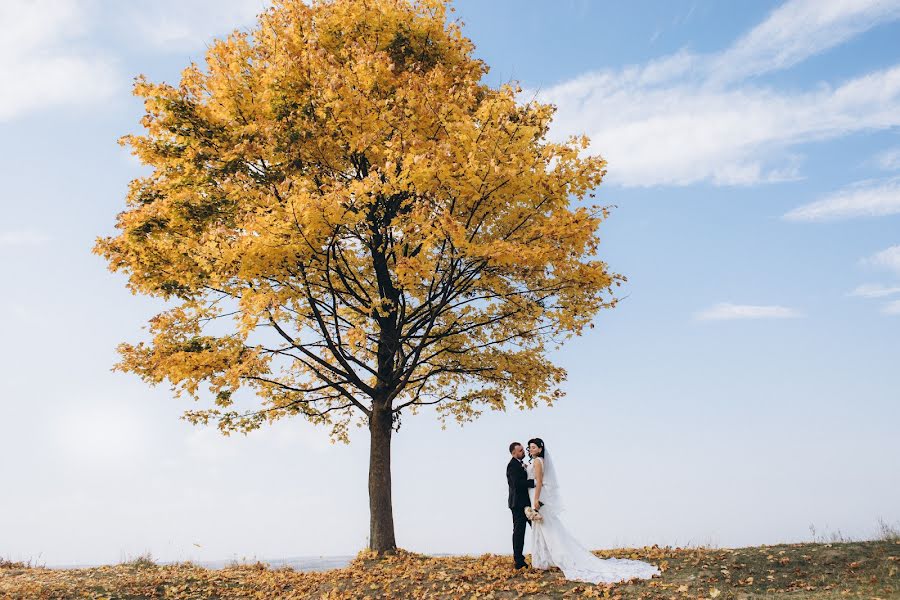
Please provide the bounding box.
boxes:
[526,457,660,584]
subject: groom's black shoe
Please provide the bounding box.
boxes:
[514,562,529,571]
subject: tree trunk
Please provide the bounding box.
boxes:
[368,408,396,553]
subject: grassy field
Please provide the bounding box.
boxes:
[1,539,897,599]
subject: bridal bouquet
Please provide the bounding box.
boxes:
[524,507,543,522]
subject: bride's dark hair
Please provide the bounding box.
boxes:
[527,438,545,458]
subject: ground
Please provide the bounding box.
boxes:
[1,540,897,599]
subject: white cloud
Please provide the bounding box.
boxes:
[862,245,900,274]
[848,283,900,298]
[0,1,268,121]
[0,230,51,246]
[117,0,266,50]
[0,0,118,122]
[783,177,900,221]
[882,299,900,314]
[531,0,900,187]
[694,303,803,321]
[853,250,900,317]
[875,148,900,170]
[711,0,900,84]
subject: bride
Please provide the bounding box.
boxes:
[525,438,661,584]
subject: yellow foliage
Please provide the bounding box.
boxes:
[93,0,622,440]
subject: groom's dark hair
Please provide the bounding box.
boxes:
[509,442,522,454]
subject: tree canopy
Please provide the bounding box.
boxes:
[94,0,622,552]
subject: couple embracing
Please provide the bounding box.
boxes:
[506,438,660,584]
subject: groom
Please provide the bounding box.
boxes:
[506,441,536,570]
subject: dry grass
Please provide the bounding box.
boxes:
[119,552,157,570]
[1,539,897,599]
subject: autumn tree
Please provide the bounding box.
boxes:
[94,0,623,553]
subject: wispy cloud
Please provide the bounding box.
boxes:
[851,252,900,316]
[0,0,269,122]
[882,299,900,314]
[694,303,803,321]
[532,0,900,187]
[117,0,265,50]
[848,283,900,298]
[0,230,51,246]
[876,148,900,171]
[861,245,900,274]
[711,0,900,84]
[783,178,900,221]
[0,0,118,122]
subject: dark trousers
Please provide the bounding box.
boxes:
[510,506,531,567]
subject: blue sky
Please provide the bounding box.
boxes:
[1,0,898,567]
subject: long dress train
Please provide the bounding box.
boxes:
[526,458,660,584]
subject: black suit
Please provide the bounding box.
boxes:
[506,457,535,568]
